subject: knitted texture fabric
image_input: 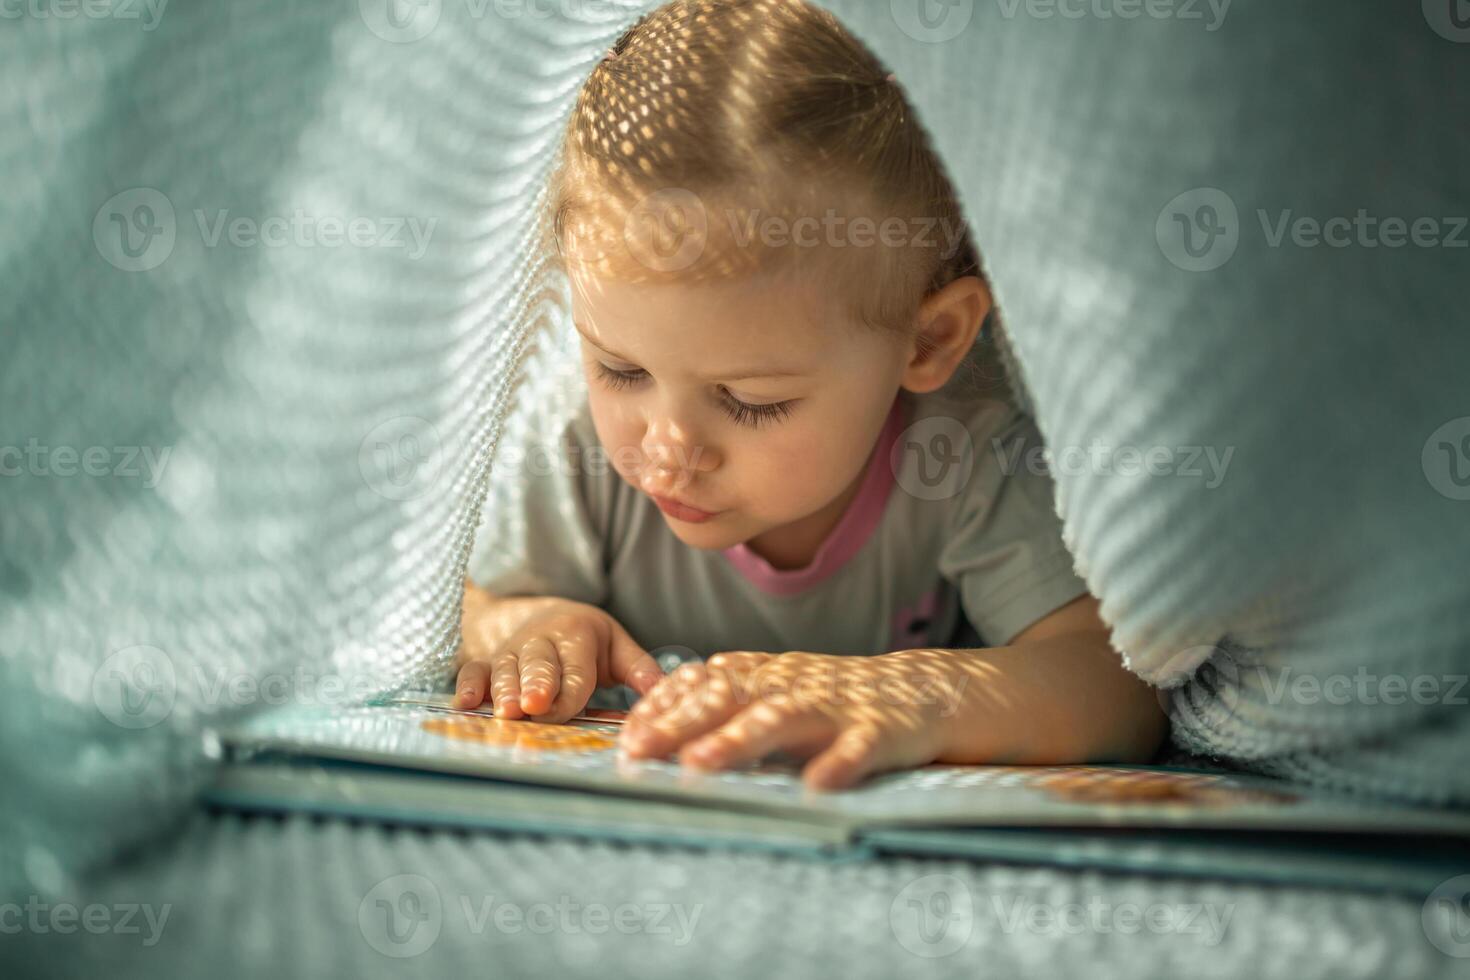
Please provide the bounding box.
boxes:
[6,812,1454,980]
[820,1,1470,806]
[0,0,1465,907]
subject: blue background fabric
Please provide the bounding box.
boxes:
[820,0,1469,805]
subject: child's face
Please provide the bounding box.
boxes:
[569,266,909,556]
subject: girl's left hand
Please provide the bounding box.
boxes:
[617,649,966,790]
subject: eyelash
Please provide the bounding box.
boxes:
[592,362,796,429]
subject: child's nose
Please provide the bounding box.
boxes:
[639,425,718,487]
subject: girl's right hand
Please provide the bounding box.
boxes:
[453,598,664,724]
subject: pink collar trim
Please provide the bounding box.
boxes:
[722,394,906,597]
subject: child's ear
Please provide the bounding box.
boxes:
[901,275,992,394]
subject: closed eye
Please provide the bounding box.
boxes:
[591,362,796,429]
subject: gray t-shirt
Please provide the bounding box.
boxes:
[469,387,1088,660]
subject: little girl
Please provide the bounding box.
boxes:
[456,0,1164,788]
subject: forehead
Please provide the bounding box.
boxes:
[568,266,847,363]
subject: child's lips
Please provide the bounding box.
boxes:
[649,493,720,523]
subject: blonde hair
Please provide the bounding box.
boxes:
[544,0,1001,394]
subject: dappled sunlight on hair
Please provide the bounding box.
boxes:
[544,0,981,337]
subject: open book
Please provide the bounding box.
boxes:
[210,692,1470,895]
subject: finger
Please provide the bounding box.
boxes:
[679,702,834,771]
[628,662,710,730]
[656,666,736,732]
[488,650,524,720]
[800,723,889,791]
[707,651,768,671]
[621,670,742,758]
[530,629,597,724]
[605,619,663,694]
[629,664,702,724]
[705,652,769,692]
[620,653,665,695]
[516,636,561,716]
[454,661,490,709]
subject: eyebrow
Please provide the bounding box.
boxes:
[572,322,812,381]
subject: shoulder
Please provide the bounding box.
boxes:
[895,388,1043,509]
[904,386,1028,443]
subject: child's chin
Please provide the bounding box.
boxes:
[662,514,740,549]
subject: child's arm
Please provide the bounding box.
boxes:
[924,595,1166,766]
[619,595,1166,789]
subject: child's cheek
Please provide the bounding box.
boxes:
[756,429,832,507]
